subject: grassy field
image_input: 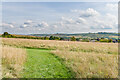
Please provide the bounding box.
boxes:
[52,50,118,78]
[2,38,118,54]
[1,38,118,78]
[2,46,26,78]
[22,49,74,78]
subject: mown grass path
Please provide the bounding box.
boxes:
[22,49,74,78]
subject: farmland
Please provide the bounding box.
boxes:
[1,38,118,78]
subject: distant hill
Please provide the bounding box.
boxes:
[30,32,119,39]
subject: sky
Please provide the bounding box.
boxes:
[1,0,119,2]
[1,2,118,34]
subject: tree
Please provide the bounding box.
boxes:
[71,36,76,41]
[100,39,108,42]
[2,32,12,38]
[49,36,54,40]
[3,32,9,36]
[44,36,49,40]
[76,38,80,41]
[54,36,60,40]
[60,37,64,40]
[108,39,113,42]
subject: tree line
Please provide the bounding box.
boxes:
[1,32,119,43]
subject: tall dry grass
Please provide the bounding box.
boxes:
[2,38,118,55]
[52,50,118,78]
[1,45,26,78]
[1,38,118,78]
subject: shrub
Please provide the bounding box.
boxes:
[71,36,76,41]
[100,39,109,42]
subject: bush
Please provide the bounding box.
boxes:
[2,32,13,38]
[100,39,109,42]
[81,39,90,42]
[108,39,113,43]
[44,36,49,40]
[49,36,54,40]
[71,36,76,41]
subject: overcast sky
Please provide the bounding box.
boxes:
[1,2,118,34]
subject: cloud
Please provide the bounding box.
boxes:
[37,21,49,27]
[24,20,33,24]
[76,17,87,24]
[89,13,117,29]
[2,23,15,28]
[61,16,75,24]
[62,7,117,32]
[9,24,14,28]
[71,8,100,17]
[20,24,29,28]
[53,25,58,28]
[20,20,34,28]
[2,4,118,34]
[20,20,49,29]
[105,3,118,11]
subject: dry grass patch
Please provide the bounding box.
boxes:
[52,50,118,78]
[1,45,26,78]
[2,38,118,54]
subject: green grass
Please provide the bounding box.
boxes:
[21,48,74,78]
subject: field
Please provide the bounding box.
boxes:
[1,45,26,78]
[1,38,118,78]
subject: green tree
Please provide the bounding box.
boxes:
[3,32,9,36]
[44,36,49,40]
[49,36,54,40]
[60,37,64,40]
[71,36,76,41]
[54,37,60,40]
[100,39,108,42]
[76,38,80,41]
[2,32,13,38]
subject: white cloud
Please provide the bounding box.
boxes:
[21,24,28,28]
[105,3,118,11]
[4,7,117,34]
[53,25,58,28]
[61,7,117,32]
[61,16,75,24]
[2,23,15,28]
[9,24,14,28]
[20,20,49,28]
[38,21,49,27]
[3,6,118,34]
[89,13,117,29]
[71,8,100,17]
[76,17,87,24]
[24,20,33,24]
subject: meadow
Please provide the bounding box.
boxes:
[1,45,26,78]
[1,38,118,78]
